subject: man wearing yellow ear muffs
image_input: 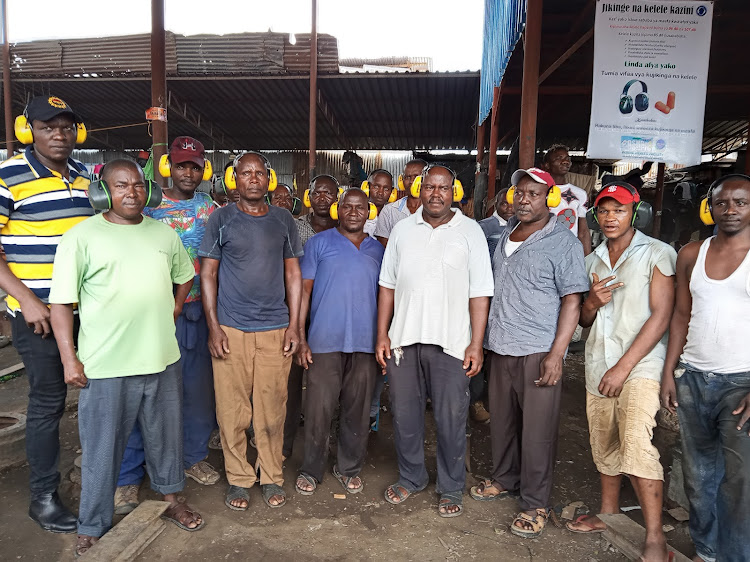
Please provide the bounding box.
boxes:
[114,136,220,515]
[0,95,94,534]
[374,159,426,247]
[361,169,395,238]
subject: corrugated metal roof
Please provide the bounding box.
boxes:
[283,34,340,73]
[176,33,285,74]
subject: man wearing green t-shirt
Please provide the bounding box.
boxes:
[49,160,205,556]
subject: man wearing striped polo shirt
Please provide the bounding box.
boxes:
[0,96,93,533]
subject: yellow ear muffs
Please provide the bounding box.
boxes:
[267,168,278,191]
[410,175,422,198]
[75,122,87,145]
[398,174,405,191]
[303,189,311,208]
[546,185,562,208]
[699,197,714,225]
[452,179,464,202]
[14,115,34,145]
[360,180,370,196]
[388,188,398,203]
[202,160,213,181]
[506,186,515,204]
[224,163,275,191]
[224,166,236,190]
[158,154,171,178]
[329,200,377,221]
[368,202,377,220]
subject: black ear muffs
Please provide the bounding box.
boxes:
[619,80,648,115]
[589,182,653,231]
[87,179,162,211]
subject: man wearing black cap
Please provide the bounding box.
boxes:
[0,95,94,532]
[115,137,220,514]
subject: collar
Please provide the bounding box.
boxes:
[594,228,648,261]
[505,212,557,238]
[24,146,87,180]
[493,211,507,227]
[415,207,462,228]
[397,196,409,212]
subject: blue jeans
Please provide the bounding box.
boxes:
[118,302,216,485]
[675,365,750,562]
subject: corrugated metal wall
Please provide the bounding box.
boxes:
[479,0,525,124]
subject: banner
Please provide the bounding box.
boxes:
[587,0,713,165]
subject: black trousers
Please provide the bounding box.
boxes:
[299,352,377,483]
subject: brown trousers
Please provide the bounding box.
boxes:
[212,326,292,488]
[488,352,563,510]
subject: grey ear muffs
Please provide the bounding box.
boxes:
[619,80,649,114]
[87,179,162,210]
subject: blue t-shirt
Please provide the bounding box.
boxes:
[300,228,384,354]
[198,204,303,332]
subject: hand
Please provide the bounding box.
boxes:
[537,351,563,387]
[597,364,631,397]
[283,327,299,358]
[19,295,52,338]
[173,305,183,324]
[296,340,313,369]
[586,273,624,310]
[660,374,679,414]
[63,358,87,388]
[732,392,750,435]
[375,335,391,375]
[208,326,230,359]
[463,342,484,377]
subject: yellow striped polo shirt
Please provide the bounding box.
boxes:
[0,148,94,313]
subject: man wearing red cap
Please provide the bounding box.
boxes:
[567,182,675,562]
[115,137,219,514]
[0,95,94,533]
[475,167,588,539]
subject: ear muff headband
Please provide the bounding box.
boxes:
[14,114,87,145]
[224,152,277,191]
[506,182,562,208]
[410,165,464,202]
[158,154,213,181]
[87,178,162,210]
[699,173,750,226]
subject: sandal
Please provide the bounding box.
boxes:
[161,500,205,532]
[75,534,99,558]
[225,485,250,511]
[566,514,607,534]
[185,460,220,486]
[438,491,464,518]
[295,473,317,496]
[114,484,140,515]
[384,482,425,505]
[332,465,363,494]
[208,429,222,450]
[511,508,549,539]
[261,484,286,508]
[469,479,508,501]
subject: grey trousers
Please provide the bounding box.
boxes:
[387,344,470,494]
[77,361,184,537]
[300,352,377,483]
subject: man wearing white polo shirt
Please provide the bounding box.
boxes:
[376,164,494,518]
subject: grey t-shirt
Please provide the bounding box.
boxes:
[484,214,589,356]
[373,197,412,239]
[199,204,303,332]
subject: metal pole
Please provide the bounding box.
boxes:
[487,87,501,203]
[746,117,750,176]
[308,0,318,179]
[151,0,168,187]
[652,162,666,238]
[1,0,14,157]
[519,0,543,169]
[474,119,487,217]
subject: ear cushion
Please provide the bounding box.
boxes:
[506,187,515,205]
[632,201,653,230]
[619,96,633,114]
[586,207,600,231]
[546,185,562,208]
[699,197,714,225]
[158,154,171,178]
[635,93,649,112]
[329,201,339,220]
[398,174,405,191]
[291,197,302,215]
[453,179,464,202]
[75,122,87,145]
[145,180,163,208]
[360,180,370,196]
[388,188,398,203]
[410,176,422,198]
[303,189,311,208]
[224,166,236,190]
[202,160,213,181]
[14,115,34,145]
[87,179,112,210]
[368,202,377,220]
[268,168,278,191]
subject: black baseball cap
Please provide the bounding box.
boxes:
[25,95,81,123]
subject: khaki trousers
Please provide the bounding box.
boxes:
[212,326,291,488]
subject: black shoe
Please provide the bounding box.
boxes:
[29,491,77,534]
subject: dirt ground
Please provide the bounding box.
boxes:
[0,347,696,561]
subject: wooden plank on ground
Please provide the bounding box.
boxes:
[598,513,691,562]
[0,362,24,377]
[84,500,169,561]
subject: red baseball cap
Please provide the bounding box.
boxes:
[511,167,555,189]
[594,182,640,206]
[169,136,205,167]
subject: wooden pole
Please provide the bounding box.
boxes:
[487,86,502,202]
[308,0,318,179]
[1,0,14,157]
[151,0,168,187]
[519,0,543,169]
[474,119,487,218]
[652,162,666,238]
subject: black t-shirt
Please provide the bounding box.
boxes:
[199,204,303,332]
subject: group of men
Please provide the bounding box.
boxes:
[1,95,748,562]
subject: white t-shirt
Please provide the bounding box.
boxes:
[379,208,495,360]
[364,216,378,237]
[549,183,588,231]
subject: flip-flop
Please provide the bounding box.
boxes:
[469,479,508,501]
[384,482,425,505]
[332,465,363,494]
[224,485,250,511]
[566,514,606,534]
[438,491,464,518]
[161,501,205,531]
[261,483,286,508]
[295,473,317,496]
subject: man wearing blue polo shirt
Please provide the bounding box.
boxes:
[295,189,384,495]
